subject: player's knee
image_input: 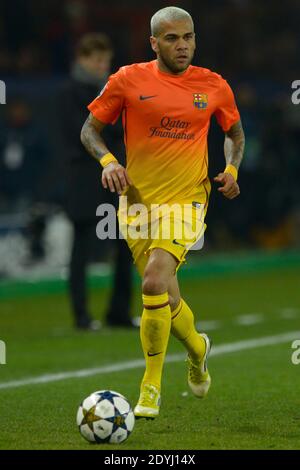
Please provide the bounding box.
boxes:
[142,270,168,296]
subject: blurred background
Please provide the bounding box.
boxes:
[1,1,300,450]
[0,0,299,315]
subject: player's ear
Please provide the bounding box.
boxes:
[150,36,158,54]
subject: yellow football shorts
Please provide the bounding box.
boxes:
[118,179,211,277]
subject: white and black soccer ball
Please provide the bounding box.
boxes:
[77,390,135,444]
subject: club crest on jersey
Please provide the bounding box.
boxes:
[193,93,208,109]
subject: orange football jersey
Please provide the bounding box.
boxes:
[88,60,240,206]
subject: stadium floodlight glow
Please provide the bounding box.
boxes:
[0,80,6,104]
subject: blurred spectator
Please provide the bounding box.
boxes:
[0,98,49,212]
[58,33,134,330]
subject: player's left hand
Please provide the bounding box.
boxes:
[214,172,240,199]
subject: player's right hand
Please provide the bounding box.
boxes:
[102,162,132,195]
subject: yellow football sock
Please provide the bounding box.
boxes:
[171,298,206,361]
[140,292,171,390]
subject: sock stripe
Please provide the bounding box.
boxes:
[171,302,183,320]
[143,301,169,310]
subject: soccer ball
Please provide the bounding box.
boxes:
[76,390,135,444]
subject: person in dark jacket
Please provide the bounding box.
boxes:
[59,33,133,330]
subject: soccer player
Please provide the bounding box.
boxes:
[81,6,245,419]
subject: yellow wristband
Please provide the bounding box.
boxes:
[99,152,118,168]
[224,164,238,181]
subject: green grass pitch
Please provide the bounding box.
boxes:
[0,264,300,450]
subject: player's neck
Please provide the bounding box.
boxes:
[155,58,189,76]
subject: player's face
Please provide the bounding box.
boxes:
[151,19,196,74]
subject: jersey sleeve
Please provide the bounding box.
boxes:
[214,78,240,132]
[88,69,125,125]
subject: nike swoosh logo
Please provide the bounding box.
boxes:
[147,351,162,357]
[172,239,185,248]
[139,95,157,101]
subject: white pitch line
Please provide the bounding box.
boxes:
[196,320,222,331]
[236,313,265,326]
[0,331,299,391]
[280,308,300,319]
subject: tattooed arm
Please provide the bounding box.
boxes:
[214,119,245,200]
[81,113,131,194]
[81,113,110,160]
[224,119,245,171]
